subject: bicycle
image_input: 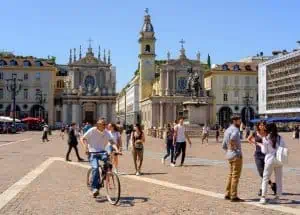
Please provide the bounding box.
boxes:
[86,151,121,205]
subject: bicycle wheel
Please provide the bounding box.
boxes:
[104,171,121,205]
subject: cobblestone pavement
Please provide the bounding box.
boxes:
[0,131,299,215]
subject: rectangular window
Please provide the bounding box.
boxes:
[0,88,3,99]
[24,73,28,80]
[35,72,40,80]
[234,76,239,85]
[24,89,28,100]
[245,76,250,86]
[234,90,239,97]
[0,72,3,80]
[223,93,228,101]
[35,89,40,100]
[223,76,228,86]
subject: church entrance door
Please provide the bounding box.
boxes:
[85,111,94,124]
[82,102,96,124]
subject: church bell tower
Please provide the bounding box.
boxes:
[138,8,156,101]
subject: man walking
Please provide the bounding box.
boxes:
[222,115,244,202]
[171,117,192,167]
[202,125,209,144]
[42,124,49,142]
[66,122,84,162]
[81,119,115,197]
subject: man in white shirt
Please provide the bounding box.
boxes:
[171,117,192,167]
[202,125,209,144]
[81,119,115,197]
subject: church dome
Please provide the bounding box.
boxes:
[141,15,154,32]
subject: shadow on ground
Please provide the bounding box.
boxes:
[95,196,149,207]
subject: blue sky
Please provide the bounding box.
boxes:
[1,0,299,91]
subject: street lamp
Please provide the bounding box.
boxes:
[243,95,253,127]
[36,91,47,121]
[6,73,23,133]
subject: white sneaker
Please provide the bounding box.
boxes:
[161,158,165,165]
[260,197,267,204]
[114,168,119,174]
[136,171,141,176]
[170,163,176,167]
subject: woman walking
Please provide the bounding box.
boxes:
[108,123,122,174]
[256,123,286,204]
[247,121,276,196]
[131,124,145,176]
[161,123,175,165]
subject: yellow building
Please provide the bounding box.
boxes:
[204,61,260,127]
[0,52,57,125]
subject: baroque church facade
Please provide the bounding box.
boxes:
[117,11,211,129]
[55,43,117,125]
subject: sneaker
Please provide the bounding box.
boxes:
[114,168,119,174]
[161,158,165,165]
[231,197,244,202]
[66,159,72,162]
[92,189,99,198]
[78,158,84,162]
[170,163,176,167]
[259,197,267,204]
[224,195,230,200]
[136,171,141,176]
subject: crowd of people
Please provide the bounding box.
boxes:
[54,114,290,203]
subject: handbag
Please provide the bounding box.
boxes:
[276,136,288,165]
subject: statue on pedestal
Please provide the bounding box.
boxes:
[187,70,202,97]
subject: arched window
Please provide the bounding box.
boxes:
[222,64,228,71]
[145,44,151,52]
[35,61,43,67]
[0,60,7,66]
[9,60,18,66]
[23,60,31,67]
[245,65,252,71]
[233,64,240,71]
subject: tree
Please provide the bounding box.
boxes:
[207,54,211,69]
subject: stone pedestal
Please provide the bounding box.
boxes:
[183,98,209,125]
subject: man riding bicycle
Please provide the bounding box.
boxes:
[81,119,116,197]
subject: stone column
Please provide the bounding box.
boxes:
[63,103,68,124]
[159,102,164,128]
[72,103,79,124]
[172,71,176,95]
[173,104,177,122]
[97,103,102,120]
[111,103,116,122]
[159,71,163,96]
[166,69,170,96]
[102,103,107,121]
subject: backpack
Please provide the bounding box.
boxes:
[276,136,288,165]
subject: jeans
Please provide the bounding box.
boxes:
[225,157,243,199]
[163,140,174,163]
[90,153,108,190]
[173,142,186,165]
[254,155,265,178]
[261,158,283,197]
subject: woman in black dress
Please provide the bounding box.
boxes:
[247,121,276,196]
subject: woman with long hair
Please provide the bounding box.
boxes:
[247,121,276,196]
[131,124,145,176]
[107,123,122,174]
[256,123,286,204]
